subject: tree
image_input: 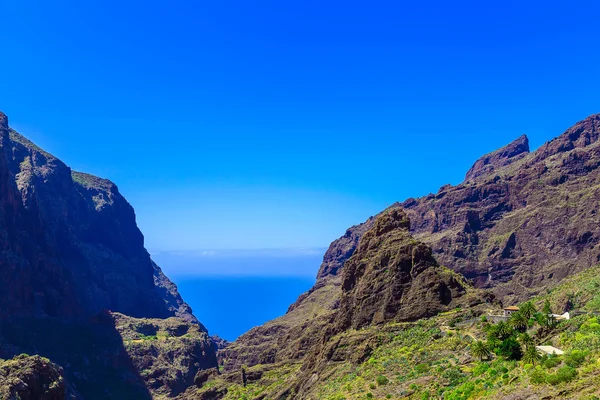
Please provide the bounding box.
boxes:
[522,345,541,365]
[519,332,535,349]
[496,337,523,360]
[496,321,514,340]
[542,300,556,327]
[510,311,529,332]
[471,340,491,361]
[520,301,537,320]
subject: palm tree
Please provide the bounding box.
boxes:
[518,332,534,349]
[522,344,541,365]
[509,311,529,332]
[496,321,513,339]
[471,340,491,361]
[520,301,537,320]
[542,300,556,327]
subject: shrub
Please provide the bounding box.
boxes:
[415,363,429,374]
[565,350,586,368]
[530,368,547,384]
[546,366,577,385]
[544,356,561,369]
[376,375,389,386]
[442,367,465,386]
[472,362,490,377]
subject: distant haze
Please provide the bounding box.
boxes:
[152,248,326,278]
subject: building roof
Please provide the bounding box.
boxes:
[536,346,564,355]
[504,306,520,311]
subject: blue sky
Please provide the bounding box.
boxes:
[2,0,600,256]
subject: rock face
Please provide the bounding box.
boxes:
[336,208,470,330]
[112,312,218,398]
[464,134,530,182]
[315,217,375,279]
[0,111,217,397]
[404,114,600,302]
[0,111,193,321]
[0,355,68,400]
[311,114,600,305]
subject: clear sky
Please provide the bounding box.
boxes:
[2,0,600,253]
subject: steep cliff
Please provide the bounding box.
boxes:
[0,111,194,321]
[0,111,217,398]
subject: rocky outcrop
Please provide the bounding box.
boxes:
[464,134,530,182]
[316,217,375,279]
[336,208,474,330]
[403,114,600,302]
[0,355,69,400]
[112,312,217,397]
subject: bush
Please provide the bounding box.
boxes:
[543,356,561,369]
[565,350,586,368]
[546,366,577,385]
[472,362,490,377]
[530,368,547,384]
[415,363,429,374]
[376,375,389,386]
[442,367,465,386]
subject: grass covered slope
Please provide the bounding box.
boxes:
[197,265,600,399]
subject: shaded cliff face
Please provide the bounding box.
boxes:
[0,111,217,398]
[335,208,472,330]
[0,111,193,321]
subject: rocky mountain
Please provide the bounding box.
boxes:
[404,113,600,303]
[316,113,600,305]
[205,113,600,399]
[335,208,476,330]
[0,111,217,398]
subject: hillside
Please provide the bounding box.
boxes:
[197,264,600,399]
[209,114,600,399]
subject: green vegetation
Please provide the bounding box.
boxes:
[202,264,600,399]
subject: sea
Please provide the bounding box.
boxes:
[152,249,324,341]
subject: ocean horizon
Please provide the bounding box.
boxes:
[153,249,324,341]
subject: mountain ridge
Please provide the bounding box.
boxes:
[207,113,600,399]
